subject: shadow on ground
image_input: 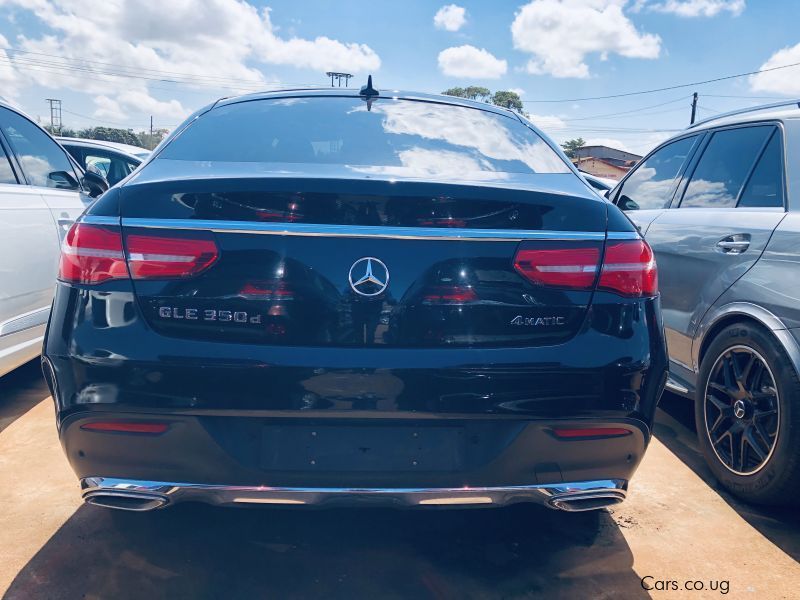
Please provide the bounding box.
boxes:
[0,359,48,434]
[655,392,800,563]
[4,502,648,599]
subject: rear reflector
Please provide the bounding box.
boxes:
[513,242,601,290]
[422,285,477,304]
[59,224,128,284]
[240,280,295,300]
[59,223,219,284]
[551,427,632,439]
[598,240,657,298]
[80,421,169,434]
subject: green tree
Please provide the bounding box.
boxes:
[561,137,586,159]
[136,128,170,150]
[44,125,77,137]
[442,86,491,102]
[464,86,491,101]
[442,87,466,98]
[78,126,142,146]
[491,90,524,114]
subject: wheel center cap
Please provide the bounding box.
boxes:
[733,399,748,420]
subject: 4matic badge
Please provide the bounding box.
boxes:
[510,315,566,327]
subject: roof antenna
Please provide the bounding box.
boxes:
[359,75,379,110]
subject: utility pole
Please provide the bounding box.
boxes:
[46,98,62,133]
[325,72,353,87]
[690,92,698,125]
[150,115,153,144]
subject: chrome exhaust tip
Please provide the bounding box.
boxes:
[548,491,626,512]
[84,491,168,512]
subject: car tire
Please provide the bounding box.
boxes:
[695,323,800,505]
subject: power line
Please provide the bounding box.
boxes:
[0,55,273,91]
[703,93,791,100]
[559,95,691,122]
[522,61,800,103]
[2,46,321,89]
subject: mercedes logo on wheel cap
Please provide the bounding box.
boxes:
[349,257,389,297]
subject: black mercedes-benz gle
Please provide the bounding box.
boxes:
[43,82,667,513]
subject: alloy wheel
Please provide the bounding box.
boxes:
[704,345,780,476]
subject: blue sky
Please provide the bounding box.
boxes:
[1,0,799,154]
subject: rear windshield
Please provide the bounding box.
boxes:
[159,97,570,177]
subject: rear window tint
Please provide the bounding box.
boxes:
[160,97,570,176]
[681,126,773,209]
[738,131,784,208]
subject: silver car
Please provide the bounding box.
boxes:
[609,100,800,505]
[0,102,106,377]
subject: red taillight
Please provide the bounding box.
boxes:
[513,242,601,290]
[59,224,128,284]
[80,421,169,434]
[512,239,657,298]
[126,231,218,279]
[59,223,220,284]
[551,427,632,439]
[422,285,477,304]
[598,240,657,298]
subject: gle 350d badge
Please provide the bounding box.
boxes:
[158,307,262,324]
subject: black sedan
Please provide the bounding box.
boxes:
[43,82,667,513]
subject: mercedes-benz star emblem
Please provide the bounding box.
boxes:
[348,257,389,297]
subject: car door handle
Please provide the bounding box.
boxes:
[716,234,750,254]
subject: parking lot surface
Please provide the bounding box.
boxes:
[1,360,798,599]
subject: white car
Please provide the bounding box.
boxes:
[57,137,150,186]
[579,171,617,195]
[0,101,107,377]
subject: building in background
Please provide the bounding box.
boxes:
[573,145,642,181]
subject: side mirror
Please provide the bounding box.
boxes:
[48,170,80,190]
[617,195,640,211]
[81,171,110,199]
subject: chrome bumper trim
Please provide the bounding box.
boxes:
[80,477,627,511]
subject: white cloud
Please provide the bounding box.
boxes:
[0,35,21,101]
[434,4,467,31]
[527,114,566,130]
[92,95,125,121]
[648,0,745,17]
[0,0,380,125]
[511,0,661,78]
[438,45,508,79]
[750,43,800,96]
[116,91,188,121]
[584,137,632,152]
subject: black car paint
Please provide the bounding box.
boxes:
[43,91,667,501]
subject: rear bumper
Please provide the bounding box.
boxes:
[81,476,627,512]
[45,284,666,511]
[60,412,647,510]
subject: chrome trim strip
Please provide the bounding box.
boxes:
[0,306,50,337]
[665,377,689,394]
[81,477,627,512]
[606,231,641,240]
[117,217,608,241]
[80,215,120,226]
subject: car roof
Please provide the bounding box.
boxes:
[686,100,800,133]
[57,137,149,160]
[213,86,520,118]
